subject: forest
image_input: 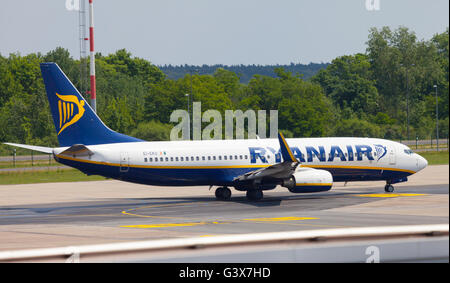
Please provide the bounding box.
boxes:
[0,26,448,151]
[159,63,328,84]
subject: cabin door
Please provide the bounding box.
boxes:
[388,147,396,165]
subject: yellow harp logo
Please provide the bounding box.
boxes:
[56,92,86,135]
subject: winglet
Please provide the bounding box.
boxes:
[277,132,298,163]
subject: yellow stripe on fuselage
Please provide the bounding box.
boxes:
[55,154,416,174]
[295,183,333,186]
[300,164,415,174]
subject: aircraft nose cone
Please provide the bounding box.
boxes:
[417,155,428,171]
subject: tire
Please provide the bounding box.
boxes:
[222,187,231,200]
[215,187,224,199]
[384,184,394,193]
[215,187,231,200]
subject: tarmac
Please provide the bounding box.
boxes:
[0,165,448,251]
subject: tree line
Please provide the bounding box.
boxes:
[159,63,328,84]
[0,26,448,154]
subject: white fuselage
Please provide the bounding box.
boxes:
[53,137,428,187]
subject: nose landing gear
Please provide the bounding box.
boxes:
[384,183,394,193]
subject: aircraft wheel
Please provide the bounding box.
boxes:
[215,187,231,200]
[384,184,394,193]
[246,190,263,201]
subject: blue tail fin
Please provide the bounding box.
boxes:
[40,62,142,147]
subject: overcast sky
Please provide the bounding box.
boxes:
[0,0,448,65]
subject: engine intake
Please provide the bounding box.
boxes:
[283,167,333,193]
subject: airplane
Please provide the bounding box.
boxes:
[4,63,428,201]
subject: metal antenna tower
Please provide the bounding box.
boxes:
[78,0,88,100]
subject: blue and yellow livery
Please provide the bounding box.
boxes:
[3,63,429,201]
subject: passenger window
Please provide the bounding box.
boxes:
[240,155,243,160]
[170,157,173,162]
[149,158,153,162]
[219,156,222,160]
[176,157,179,161]
[191,156,194,161]
[144,158,148,162]
[224,156,227,160]
[213,156,216,160]
[196,156,199,161]
[180,157,184,161]
[160,157,164,162]
[230,155,233,160]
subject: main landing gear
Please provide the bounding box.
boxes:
[384,183,395,193]
[214,187,264,201]
[215,187,232,200]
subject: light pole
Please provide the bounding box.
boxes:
[406,69,409,141]
[185,93,190,140]
[434,84,439,151]
[185,93,190,117]
[401,63,415,141]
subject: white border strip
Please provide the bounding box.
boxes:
[0,224,447,261]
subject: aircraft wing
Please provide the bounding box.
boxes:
[234,132,300,182]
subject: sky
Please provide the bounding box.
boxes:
[0,0,448,65]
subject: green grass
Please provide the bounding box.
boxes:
[0,169,107,185]
[417,151,449,165]
[0,160,60,169]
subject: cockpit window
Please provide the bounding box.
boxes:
[404,149,414,155]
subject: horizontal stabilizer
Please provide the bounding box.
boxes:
[59,144,93,156]
[3,143,53,154]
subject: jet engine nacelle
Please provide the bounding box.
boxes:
[282,167,333,193]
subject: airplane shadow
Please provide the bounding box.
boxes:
[122,189,377,208]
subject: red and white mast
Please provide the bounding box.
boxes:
[88,0,96,112]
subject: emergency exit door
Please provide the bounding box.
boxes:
[120,152,129,172]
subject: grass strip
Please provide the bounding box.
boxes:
[0,168,106,185]
[417,151,449,165]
